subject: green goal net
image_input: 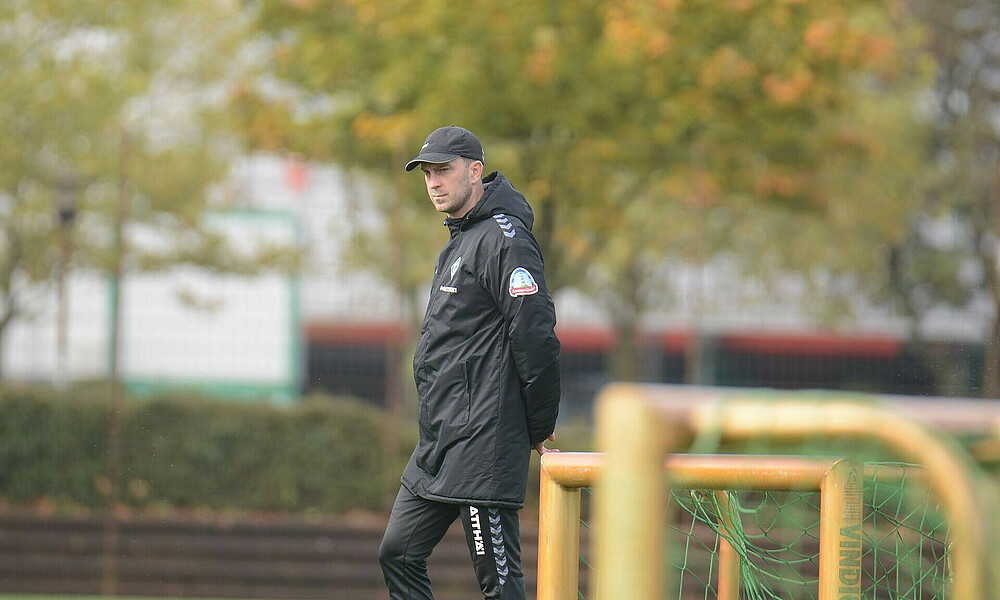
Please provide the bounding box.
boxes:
[576,461,952,599]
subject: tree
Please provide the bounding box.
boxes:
[1,1,126,374]
[876,0,1000,396]
[542,0,930,380]
[0,1,294,383]
[244,0,927,385]
[3,2,304,593]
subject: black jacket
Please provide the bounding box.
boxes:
[401,171,561,508]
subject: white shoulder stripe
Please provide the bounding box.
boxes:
[493,214,516,238]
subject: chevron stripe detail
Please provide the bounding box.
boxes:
[488,508,508,585]
[493,214,516,238]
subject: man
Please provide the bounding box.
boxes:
[378,125,562,600]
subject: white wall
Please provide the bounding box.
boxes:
[2,210,300,397]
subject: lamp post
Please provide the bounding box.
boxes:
[55,172,78,388]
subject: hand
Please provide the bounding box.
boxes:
[533,433,559,455]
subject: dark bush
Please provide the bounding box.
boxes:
[0,387,416,514]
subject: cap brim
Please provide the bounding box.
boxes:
[404,152,460,171]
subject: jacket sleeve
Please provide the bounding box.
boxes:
[484,228,561,445]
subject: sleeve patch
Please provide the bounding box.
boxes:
[508,267,539,297]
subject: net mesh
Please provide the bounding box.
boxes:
[577,462,951,599]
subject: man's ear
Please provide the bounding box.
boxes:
[470,160,484,183]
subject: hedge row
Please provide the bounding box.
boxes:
[0,387,415,514]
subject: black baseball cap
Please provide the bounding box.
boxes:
[404,125,485,171]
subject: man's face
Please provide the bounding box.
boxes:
[421,159,476,219]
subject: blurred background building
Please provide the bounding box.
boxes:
[3,154,992,416]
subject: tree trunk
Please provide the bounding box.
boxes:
[609,312,640,382]
[534,195,567,291]
[379,159,420,508]
[0,312,9,388]
[386,286,421,424]
[684,331,716,386]
[0,230,24,390]
[0,320,6,398]
[982,316,1000,397]
[608,266,643,382]
[985,156,1000,397]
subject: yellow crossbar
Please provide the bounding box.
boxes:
[537,451,861,600]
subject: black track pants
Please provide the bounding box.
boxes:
[378,485,527,600]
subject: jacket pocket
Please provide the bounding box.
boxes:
[458,360,471,426]
[415,366,434,441]
[425,360,471,428]
[414,360,471,475]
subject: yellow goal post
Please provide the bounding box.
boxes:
[567,383,1000,600]
[537,452,863,600]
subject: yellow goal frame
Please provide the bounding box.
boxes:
[538,452,861,600]
[536,384,997,600]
